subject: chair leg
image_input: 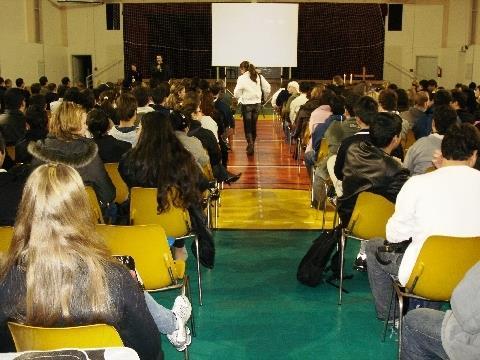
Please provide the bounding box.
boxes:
[194,236,203,306]
[338,228,346,305]
[397,295,404,360]
[184,275,196,338]
[382,286,396,342]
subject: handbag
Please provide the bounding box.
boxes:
[375,239,411,266]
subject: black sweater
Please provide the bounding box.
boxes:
[0,262,163,360]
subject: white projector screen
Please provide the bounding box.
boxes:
[211,3,298,67]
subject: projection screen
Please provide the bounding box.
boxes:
[211,3,298,67]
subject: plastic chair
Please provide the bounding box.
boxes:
[129,187,204,305]
[85,186,105,224]
[8,322,123,351]
[6,146,15,162]
[383,235,480,359]
[0,226,14,254]
[96,224,195,341]
[104,163,129,204]
[338,192,395,305]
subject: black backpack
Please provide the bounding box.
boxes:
[297,226,341,287]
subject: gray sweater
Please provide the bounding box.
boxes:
[403,133,443,175]
[442,261,480,360]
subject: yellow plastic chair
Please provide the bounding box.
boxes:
[8,322,123,351]
[0,226,14,254]
[129,187,203,305]
[338,192,395,305]
[104,163,129,204]
[6,145,15,162]
[96,224,195,340]
[85,186,105,224]
[384,235,480,359]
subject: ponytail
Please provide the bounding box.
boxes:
[240,60,258,82]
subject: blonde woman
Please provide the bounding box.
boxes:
[28,101,115,206]
[0,164,192,357]
[165,81,186,111]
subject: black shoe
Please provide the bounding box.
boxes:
[225,172,241,184]
[353,256,367,272]
[246,143,254,156]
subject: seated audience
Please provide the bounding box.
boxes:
[165,82,186,111]
[378,89,406,160]
[413,89,452,140]
[451,88,475,124]
[304,89,335,156]
[290,81,312,125]
[365,123,480,321]
[292,85,323,144]
[108,93,139,146]
[150,82,171,117]
[50,84,67,113]
[402,261,480,360]
[0,77,6,114]
[0,88,26,145]
[28,101,115,206]
[133,86,154,125]
[404,105,457,175]
[0,163,190,359]
[401,91,430,130]
[87,108,131,163]
[15,104,48,163]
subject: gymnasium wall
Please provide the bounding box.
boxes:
[1,0,480,90]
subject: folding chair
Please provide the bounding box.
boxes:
[104,163,129,204]
[129,187,204,306]
[85,186,105,224]
[0,226,14,254]
[338,192,395,305]
[382,235,480,359]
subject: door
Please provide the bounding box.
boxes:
[416,56,438,80]
[72,55,92,87]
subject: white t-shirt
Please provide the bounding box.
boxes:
[200,115,219,142]
[386,165,480,285]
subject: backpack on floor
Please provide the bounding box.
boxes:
[297,226,342,287]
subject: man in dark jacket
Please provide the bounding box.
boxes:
[338,112,410,270]
[0,88,26,145]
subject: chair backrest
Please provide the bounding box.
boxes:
[130,187,190,238]
[316,138,329,162]
[347,192,395,240]
[8,322,123,351]
[6,145,15,161]
[85,186,105,224]
[104,163,129,204]
[96,224,185,290]
[405,235,480,300]
[0,226,14,254]
[403,129,416,150]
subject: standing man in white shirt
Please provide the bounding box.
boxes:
[233,61,271,156]
[365,123,480,321]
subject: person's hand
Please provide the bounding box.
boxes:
[432,149,444,168]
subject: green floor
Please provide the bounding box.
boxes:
[153,230,397,359]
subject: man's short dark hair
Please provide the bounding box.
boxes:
[132,86,150,107]
[30,83,41,95]
[57,85,67,98]
[61,76,70,86]
[151,83,170,105]
[432,105,457,135]
[210,81,225,96]
[116,93,138,121]
[428,79,438,87]
[299,81,313,94]
[39,76,48,86]
[4,88,25,110]
[442,123,480,161]
[0,133,5,154]
[64,87,83,106]
[450,89,467,109]
[15,78,24,88]
[354,96,378,125]
[433,89,452,106]
[330,95,346,116]
[387,83,398,91]
[0,77,4,86]
[370,112,402,148]
[419,79,429,90]
[378,90,398,111]
[87,108,110,138]
[345,93,361,117]
[29,94,46,108]
[319,88,335,106]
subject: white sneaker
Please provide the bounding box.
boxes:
[172,295,191,324]
[167,325,191,351]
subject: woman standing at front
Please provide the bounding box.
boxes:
[234,61,271,156]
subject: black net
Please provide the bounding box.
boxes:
[123,3,386,81]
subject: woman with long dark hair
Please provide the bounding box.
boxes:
[119,111,204,260]
[233,60,271,155]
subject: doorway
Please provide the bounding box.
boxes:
[416,56,438,80]
[72,55,92,87]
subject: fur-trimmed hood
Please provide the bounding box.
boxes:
[28,136,98,168]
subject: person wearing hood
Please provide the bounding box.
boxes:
[108,92,139,146]
[28,101,115,206]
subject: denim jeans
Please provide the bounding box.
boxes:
[402,308,448,360]
[241,103,260,140]
[144,292,176,334]
[365,239,404,320]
